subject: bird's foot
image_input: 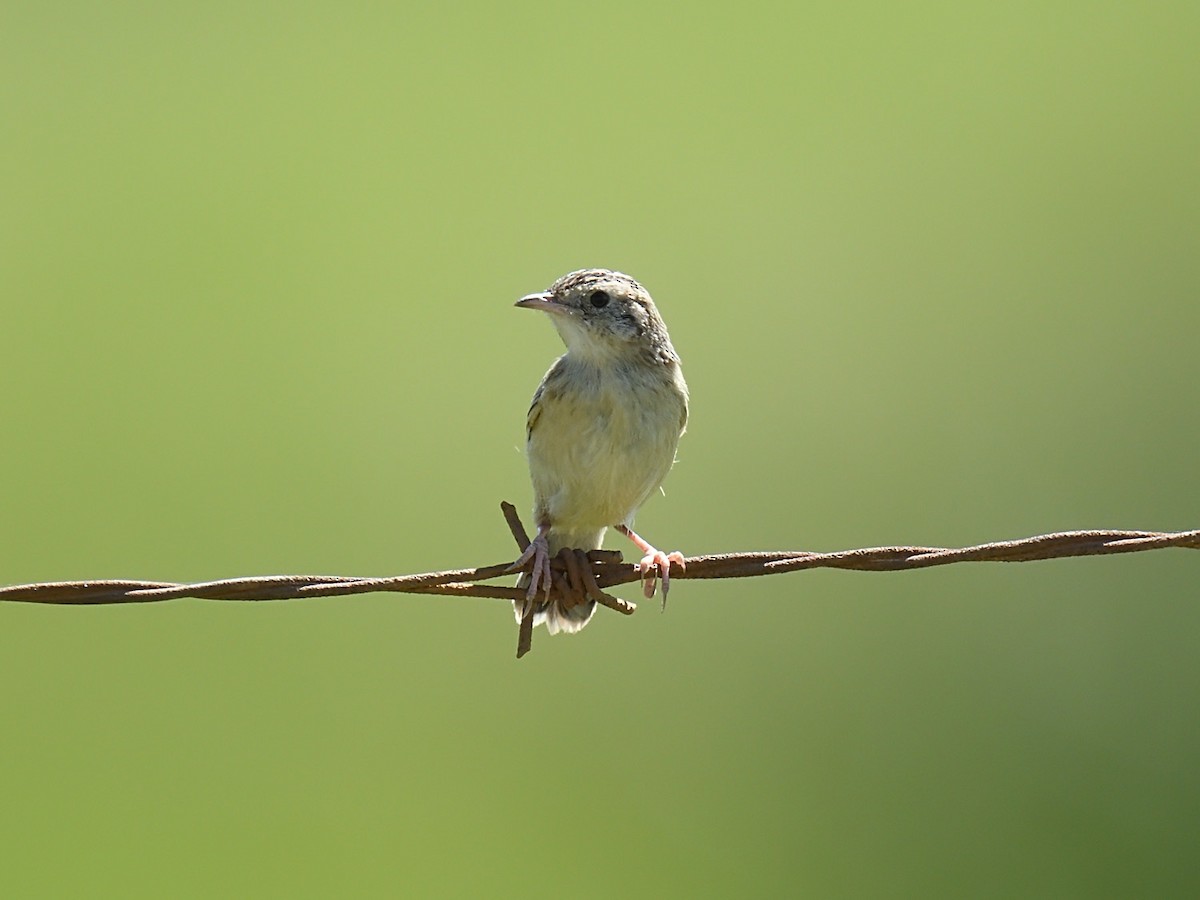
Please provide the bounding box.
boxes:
[616,524,685,606]
[506,527,553,600]
[637,548,686,604]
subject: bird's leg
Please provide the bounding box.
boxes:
[615,524,685,605]
[506,521,553,600]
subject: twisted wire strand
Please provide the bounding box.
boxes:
[3,503,1195,656]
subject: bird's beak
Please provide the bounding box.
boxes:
[515,291,570,315]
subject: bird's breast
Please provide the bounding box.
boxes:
[528,361,686,530]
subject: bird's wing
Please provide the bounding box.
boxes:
[526,356,569,443]
[525,380,545,442]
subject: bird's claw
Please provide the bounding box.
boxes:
[638,549,686,606]
[507,532,553,601]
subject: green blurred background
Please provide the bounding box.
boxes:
[2,1,1198,896]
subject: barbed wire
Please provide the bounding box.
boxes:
[2,502,1196,657]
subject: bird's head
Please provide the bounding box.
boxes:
[516,268,678,366]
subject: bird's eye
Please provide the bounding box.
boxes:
[589,290,610,308]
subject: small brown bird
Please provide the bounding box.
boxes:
[508,269,689,634]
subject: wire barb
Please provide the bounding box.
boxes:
[1,506,1196,657]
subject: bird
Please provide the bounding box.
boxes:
[507,268,689,635]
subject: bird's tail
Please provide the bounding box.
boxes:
[513,581,596,634]
[513,527,605,635]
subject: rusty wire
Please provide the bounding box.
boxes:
[2,502,1196,657]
